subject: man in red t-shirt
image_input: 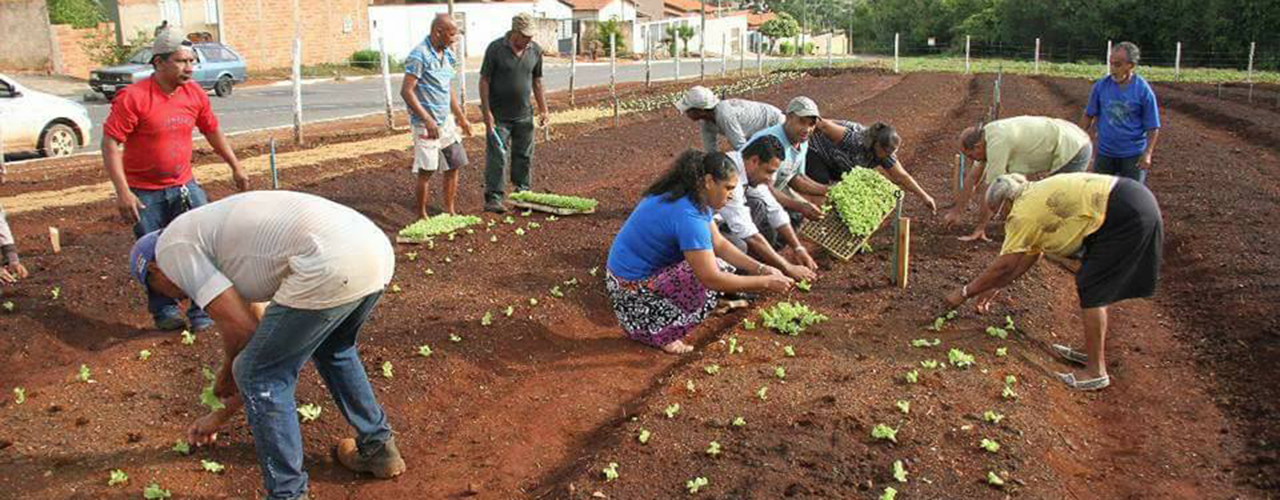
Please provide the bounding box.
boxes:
[102,27,248,331]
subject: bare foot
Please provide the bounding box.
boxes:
[417,211,430,221]
[957,230,990,242]
[661,340,693,354]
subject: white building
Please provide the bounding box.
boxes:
[370,0,573,60]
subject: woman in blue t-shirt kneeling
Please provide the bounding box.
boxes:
[606,150,795,354]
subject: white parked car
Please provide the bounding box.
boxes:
[0,74,93,158]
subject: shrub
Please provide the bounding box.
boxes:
[82,28,153,67]
[779,41,795,56]
[350,49,381,69]
[48,0,106,28]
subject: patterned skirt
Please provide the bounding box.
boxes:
[605,260,730,347]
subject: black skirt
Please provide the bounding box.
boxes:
[1076,178,1163,308]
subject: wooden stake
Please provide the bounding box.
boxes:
[953,153,964,194]
[49,227,61,254]
[570,33,578,106]
[895,218,910,288]
[610,33,618,127]
[379,35,393,131]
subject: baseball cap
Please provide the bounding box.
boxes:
[786,96,820,118]
[129,230,161,288]
[675,86,719,113]
[152,27,192,56]
[512,13,536,38]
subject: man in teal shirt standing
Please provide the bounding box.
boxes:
[1080,41,1161,184]
[402,14,472,218]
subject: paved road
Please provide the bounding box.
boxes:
[60,55,857,158]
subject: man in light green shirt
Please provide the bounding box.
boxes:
[945,116,1093,242]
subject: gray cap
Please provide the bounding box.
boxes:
[512,13,536,37]
[152,27,191,56]
[786,96,820,118]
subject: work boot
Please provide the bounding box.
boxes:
[336,437,406,479]
[484,199,507,214]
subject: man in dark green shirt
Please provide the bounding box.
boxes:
[479,13,549,213]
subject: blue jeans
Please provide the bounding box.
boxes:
[233,292,393,499]
[1094,154,1147,184]
[131,180,210,324]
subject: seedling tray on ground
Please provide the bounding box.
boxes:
[800,210,893,261]
[509,200,596,215]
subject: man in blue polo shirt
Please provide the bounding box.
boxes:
[1081,41,1161,184]
[742,96,825,271]
[402,14,472,219]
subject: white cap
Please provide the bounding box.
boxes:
[786,96,820,118]
[152,27,191,56]
[675,86,719,113]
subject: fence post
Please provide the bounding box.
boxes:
[570,33,578,105]
[1175,42,1182,80]
[721,31,727,78]
[1034,37,1040,74]
[645,30,651,88]
[826,34,832,68]
[292,37,303,145]
[1106,40,1112,74]
[965,35,971,73]
[0,115,6,185]
[611,33,618,127]
[757,37,763,76]
[893,32,900,73]
[676,35,682,82]
[1248,41,1256,102]
[379,36,393,131]
[739,29,745,75]
[458,32,467,110]
[700,29,706,81]
[269,138,279,189]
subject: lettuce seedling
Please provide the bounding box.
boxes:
[172,440,191,455]
[879,487,898,500]
[1002,386,1018,400]
[995,347,1008,357]
[602,462,619,481]
[1004,375,1017,385]
[13,387,25,404]
[638,430,651,444]
[76,364,92,383]
[425,269,435,276]
[759,302,828,335]
[390,284,402,293]
[727,336,742,354]
[450,334,462,342]
[138,350,152,361]
[143,482,171,499]
[504,306,515,317]
[529,298,539,306]
[515,228,526,236]
[731,417,746,427]
[447,233,456,241]
[686,380,696,392]
[982,410,1005,424]
[50,287,61,300]
[547,216,560,222]
[466,228,475,234]
[946,310,958,320]
[417,345,433,357]
[756,386,768,400]
[706,441,722,456]
[892,460,908,483]
[521,210,533,217]
[180,330,196,345]
[980,438,1000,453]
[490,235,498,243]
[795,280,812,292]
[664,403,681,418]
[774,366,786,379]
[871,423,898,443]
[987,471,1005,487]
[783,345,796,357]
[201,460,226,473]
[895,400,910,414]
[297,404,322,422]
[381,361,393,378]
[903,370,919,384]
[910,338,942,348]
[985,326,1008,340]
[405,252,418,261]
[2,301,14,312]
[703,364,720,375]
[200,384,225,411]
[481,312,493,326]
[948,348,975,368]
[588,266,599,277]
[1004,315,1016,331]
[108,469,128,486]
[398,214,482,240]
[742,319,757,330]
[686,476,709,494]
[550,286,564,298]
[919,360,939,369]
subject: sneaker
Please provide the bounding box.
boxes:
[154,315,187,331]
[336,437,406,479]
[484,199,507,214]
[190,316,215,332]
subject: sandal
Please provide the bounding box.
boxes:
[1051,344,1088,365]
[1056,372,1110,391]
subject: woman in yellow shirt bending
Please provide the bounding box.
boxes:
[944,173,1163,391]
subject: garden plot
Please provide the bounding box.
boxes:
[0,69,1273,499]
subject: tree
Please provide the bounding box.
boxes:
[665,25,696,57]
[596,18,628,54]
[760,12,800,54]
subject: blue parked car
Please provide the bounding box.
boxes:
[89,42,247,99]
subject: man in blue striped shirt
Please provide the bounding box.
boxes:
[402,14,473,218]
